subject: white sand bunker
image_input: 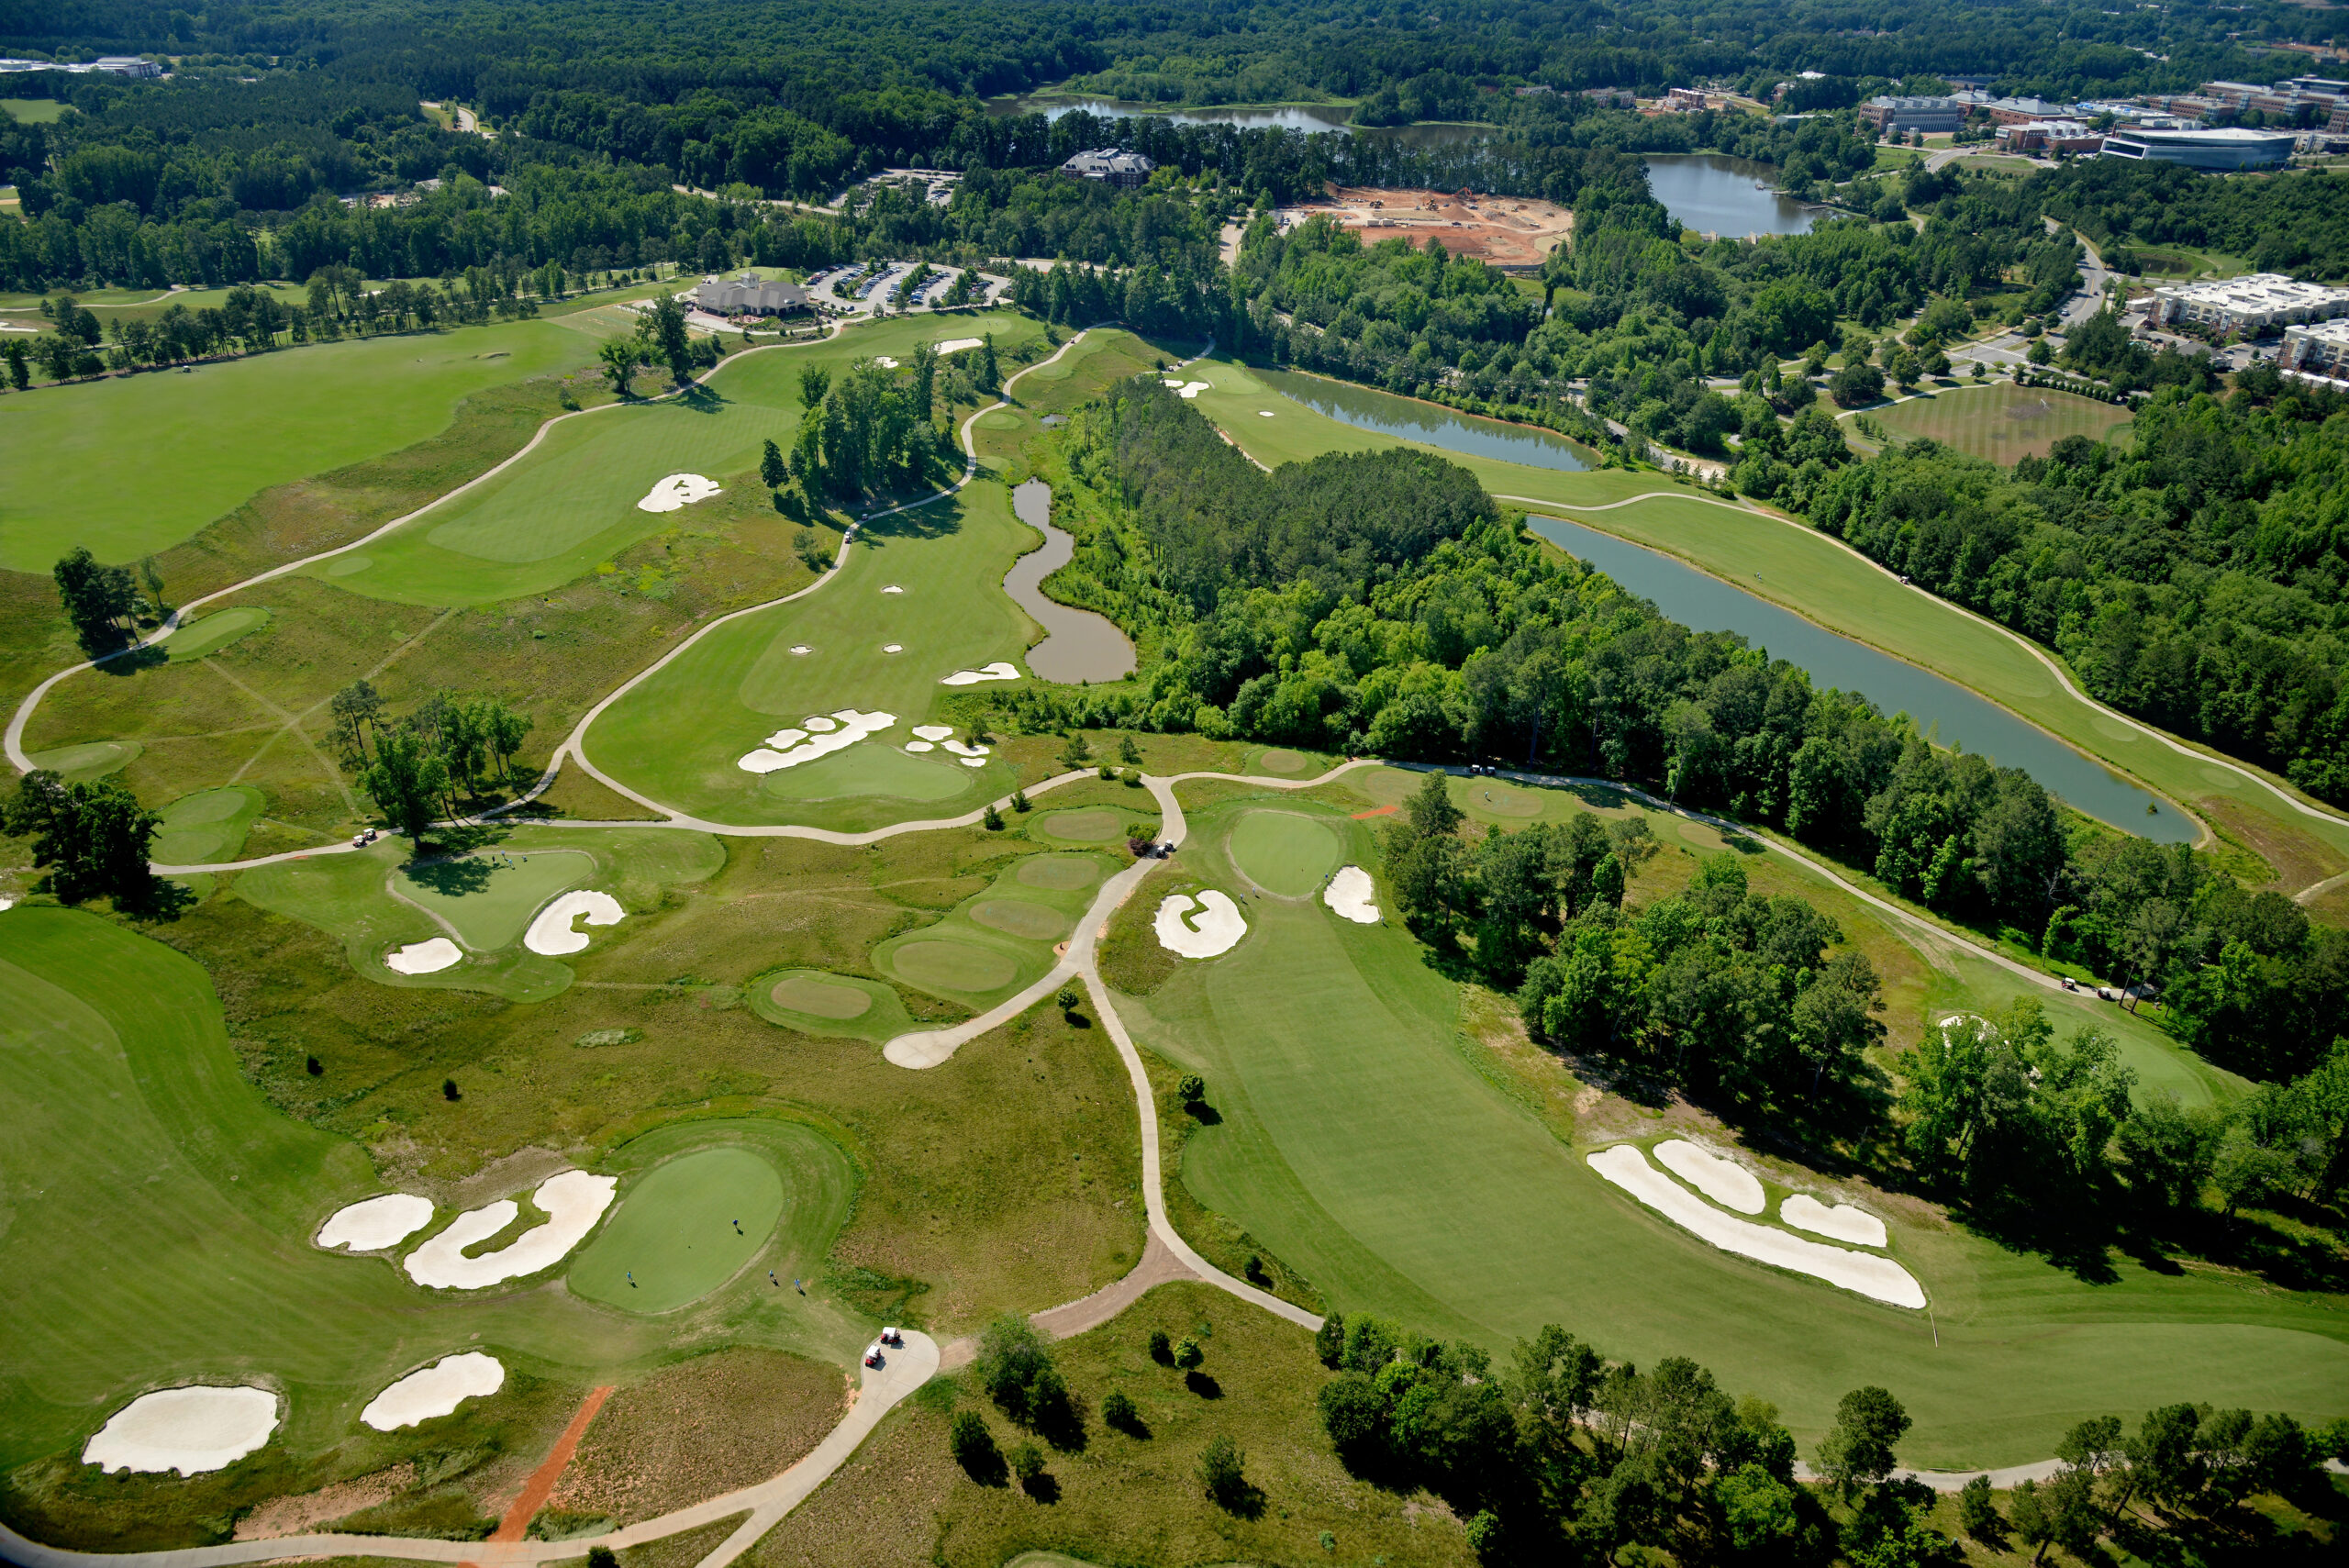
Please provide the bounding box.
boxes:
[1782,1194,1888,1248]
[1257,410,1275,417]
[1588,1145,1924,1308]
[1322,865,1380,924]
[84,1386,280,1475]
[404,1170,617,1290]
[883,643,904,653]
[738,708,897,773]
[906,723,991,765]
[1653,1139,1765,1215]
[883,584,905,594]
[637,473,722,513]
[790,645,812,655]
[524,890,625,955]
[873,355,900,369]
[1160,378,1211,398]
[934,338,984,353]
[384,937,462,975]
[317,1194,436,1251]
[1156,892,1248,958]
[912,725,954,741]
[941,662,1020,686]
[361,1353,505,1431]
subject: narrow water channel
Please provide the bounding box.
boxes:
[1529,516,2194,841]
[1008,480,1138,684]
[1257,367,1598,473]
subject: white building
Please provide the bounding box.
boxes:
[2150,273,2349,335]
[2100,126,2295,170]
[2280,317,2349,386]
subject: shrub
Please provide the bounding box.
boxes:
[1197,1434,1249,1509]
[1010,788,1031,812]
[1177,1073,1206,1105]
[949,1408,1000,1479]
[1148,1328,1173,1364]
[1009,1440,1045,1488]
[442,1078,461,1101]
[1174,1336,1204,1371]
[1101,1390,1141,1433]
[982,804,1004,831]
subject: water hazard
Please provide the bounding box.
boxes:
[1256,368,1598,474]
[1008,481,1138,684]
[1527,516,2194,841]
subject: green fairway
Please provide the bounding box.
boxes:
[24,740,139,781]
[1867,380,2132,462]
[1120,791,2349,1465]
[873,849,1119,1007]
[1032,808,1136,843]
[1226,809,1342,896]
[579,479,1032,830]
[162,606,272,662]
[0,320,598,571]
[747,968,918,1042]
[320,309,1041,607]
[1184,356,2349,881]
[150,784,265,866]
[392,848,596,950]
[567,1145,789,1313]
[1017,852,1104,891]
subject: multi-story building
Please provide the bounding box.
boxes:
[1996,120,2105,154]
[2150,273,2349,336]
[2280,318,2349,385]
[1985,95,2073,125]
[1059,149,1156,189]
[2100,126,2295,171]
[1858,95,1963,134]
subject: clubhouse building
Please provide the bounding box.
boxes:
[693,273,811,317]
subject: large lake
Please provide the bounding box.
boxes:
[1527,516,2194,840]
[1642,154,1818,239]
[1257,368,1598,473]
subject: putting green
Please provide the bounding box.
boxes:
[1227,810,1341,896]
[769,973,874,1018]
[887,940,1019,995]
[0,319,597,571]
[978,409,1023,429]
[1254,748,1311,775]
[392,850,596,951]
[1036,809,1126,843]
[163,606,271,662]
[567,1146,786,1314]
[761,744,973,804]
[1126,795,2347,1465]
[747,968,918,1042]
[1464,782,1544,818]
[1016,854,1103,892]
[24,740,139,782]
[970,898,1071,940]
[150,785,264,867]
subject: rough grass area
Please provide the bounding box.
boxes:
[1868,380,2133,462]
[874,849,1116,1009]
[748,1283,1475,1568]
[550,1348,847,1524]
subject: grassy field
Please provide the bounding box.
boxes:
[151,784,266,866]
[1183,355,2349,891]
[1867,380,2133,462]
[581,479,1037,829]
[0,319,602,570]
[0,97,64,122]
[1115,784,2347,1467]
[324,310,1042,606]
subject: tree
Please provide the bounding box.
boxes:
[1830,361,1886,407]
[598,337,640,395]
[1100,1390,1141,1433]
[442,1077,461,1100]
[1406,770,1464,838]
[1010,789,1031,812]
[760,438,788,491]
[1119,733,1143,765]
[1315,1312,1345,1367]
[479,700,534,784]
[979,332,999,391]
[1059,730,1092,769]
[1714,1463,1800,1556]
[948,1408,1000,1479]
[1176,1073,1206,1106]
[1197,1434,1248,1509]
[797,362,831,409]
[3,339,28,390]
[362,728,451,843]
[974,1312,1066,1427]
[1818,1385,1910,1496]
[1148,1328,1173,1363]
[4,770,161,906]
[1008,1440,1045,1490]
[982,803,1004,830]
[1173,1336,1204,1371]
[52,546,141,656]
[1957,1473,2001,1540]
[585,1548,618,1568]
[644,291,694,384]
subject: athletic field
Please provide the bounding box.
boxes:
[1869,381,2132,462]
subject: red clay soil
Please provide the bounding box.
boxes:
[1288,186,1573,268]
[488,1385,617,1541]
[1351,804,1397,819]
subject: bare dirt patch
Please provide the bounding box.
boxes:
[1286,186,1574,268]
[233,1465,414,1539]
[549,1348,847,1524]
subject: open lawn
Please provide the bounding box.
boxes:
[1,96,64,122]
[1116,785,2347,1466]
[1183,358,2349,888]
[581,481,1037,829]
[0,319,600,571]
[323,310,1041,607]
[1868,380,2133,462]
[0,907,870,1546]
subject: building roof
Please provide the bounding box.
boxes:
[2154,272,2349,315]
[693,274,809,313]
[1061,149,1155,180]
[1865,95,1957,110]
[2287,317,2349,343]
[2111,126,2297,145]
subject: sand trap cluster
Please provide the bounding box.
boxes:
[1155,891,1248,958]
[873,355,900,369]
[1321,865,1380,923]
[384,937,462,974]
[317,1193,437,1251]
[1653,1140,1765,1215]
[524,890,625,955]
[903,724,993,768]
[1162,377,1211,398]
[738,708,898,773]
[361,1353,505,1431]
[1588,1145,1924,1308]
[636,473,722,513]
[404,1170,617,1290]
[84,1385,281,1475]
[941,662,1020,686]
[1782,1194,1889,1248]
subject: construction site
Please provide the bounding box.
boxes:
[1271,186,1575,269]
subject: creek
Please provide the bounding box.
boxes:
[1008,480,1138,684]
[1256,367,1598,473]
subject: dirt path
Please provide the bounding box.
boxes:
[484,1385,614,1544]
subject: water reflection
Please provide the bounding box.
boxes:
[1642,154,1819,239]
[1257,368,1596,474]
[1527,515,2192,840]
[1008,480,1138,684]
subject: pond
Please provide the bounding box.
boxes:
[1008,481,1138,684]
[1527,515,2196,841]
[1642,154,1819,239]
[1255,368,1598,474]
